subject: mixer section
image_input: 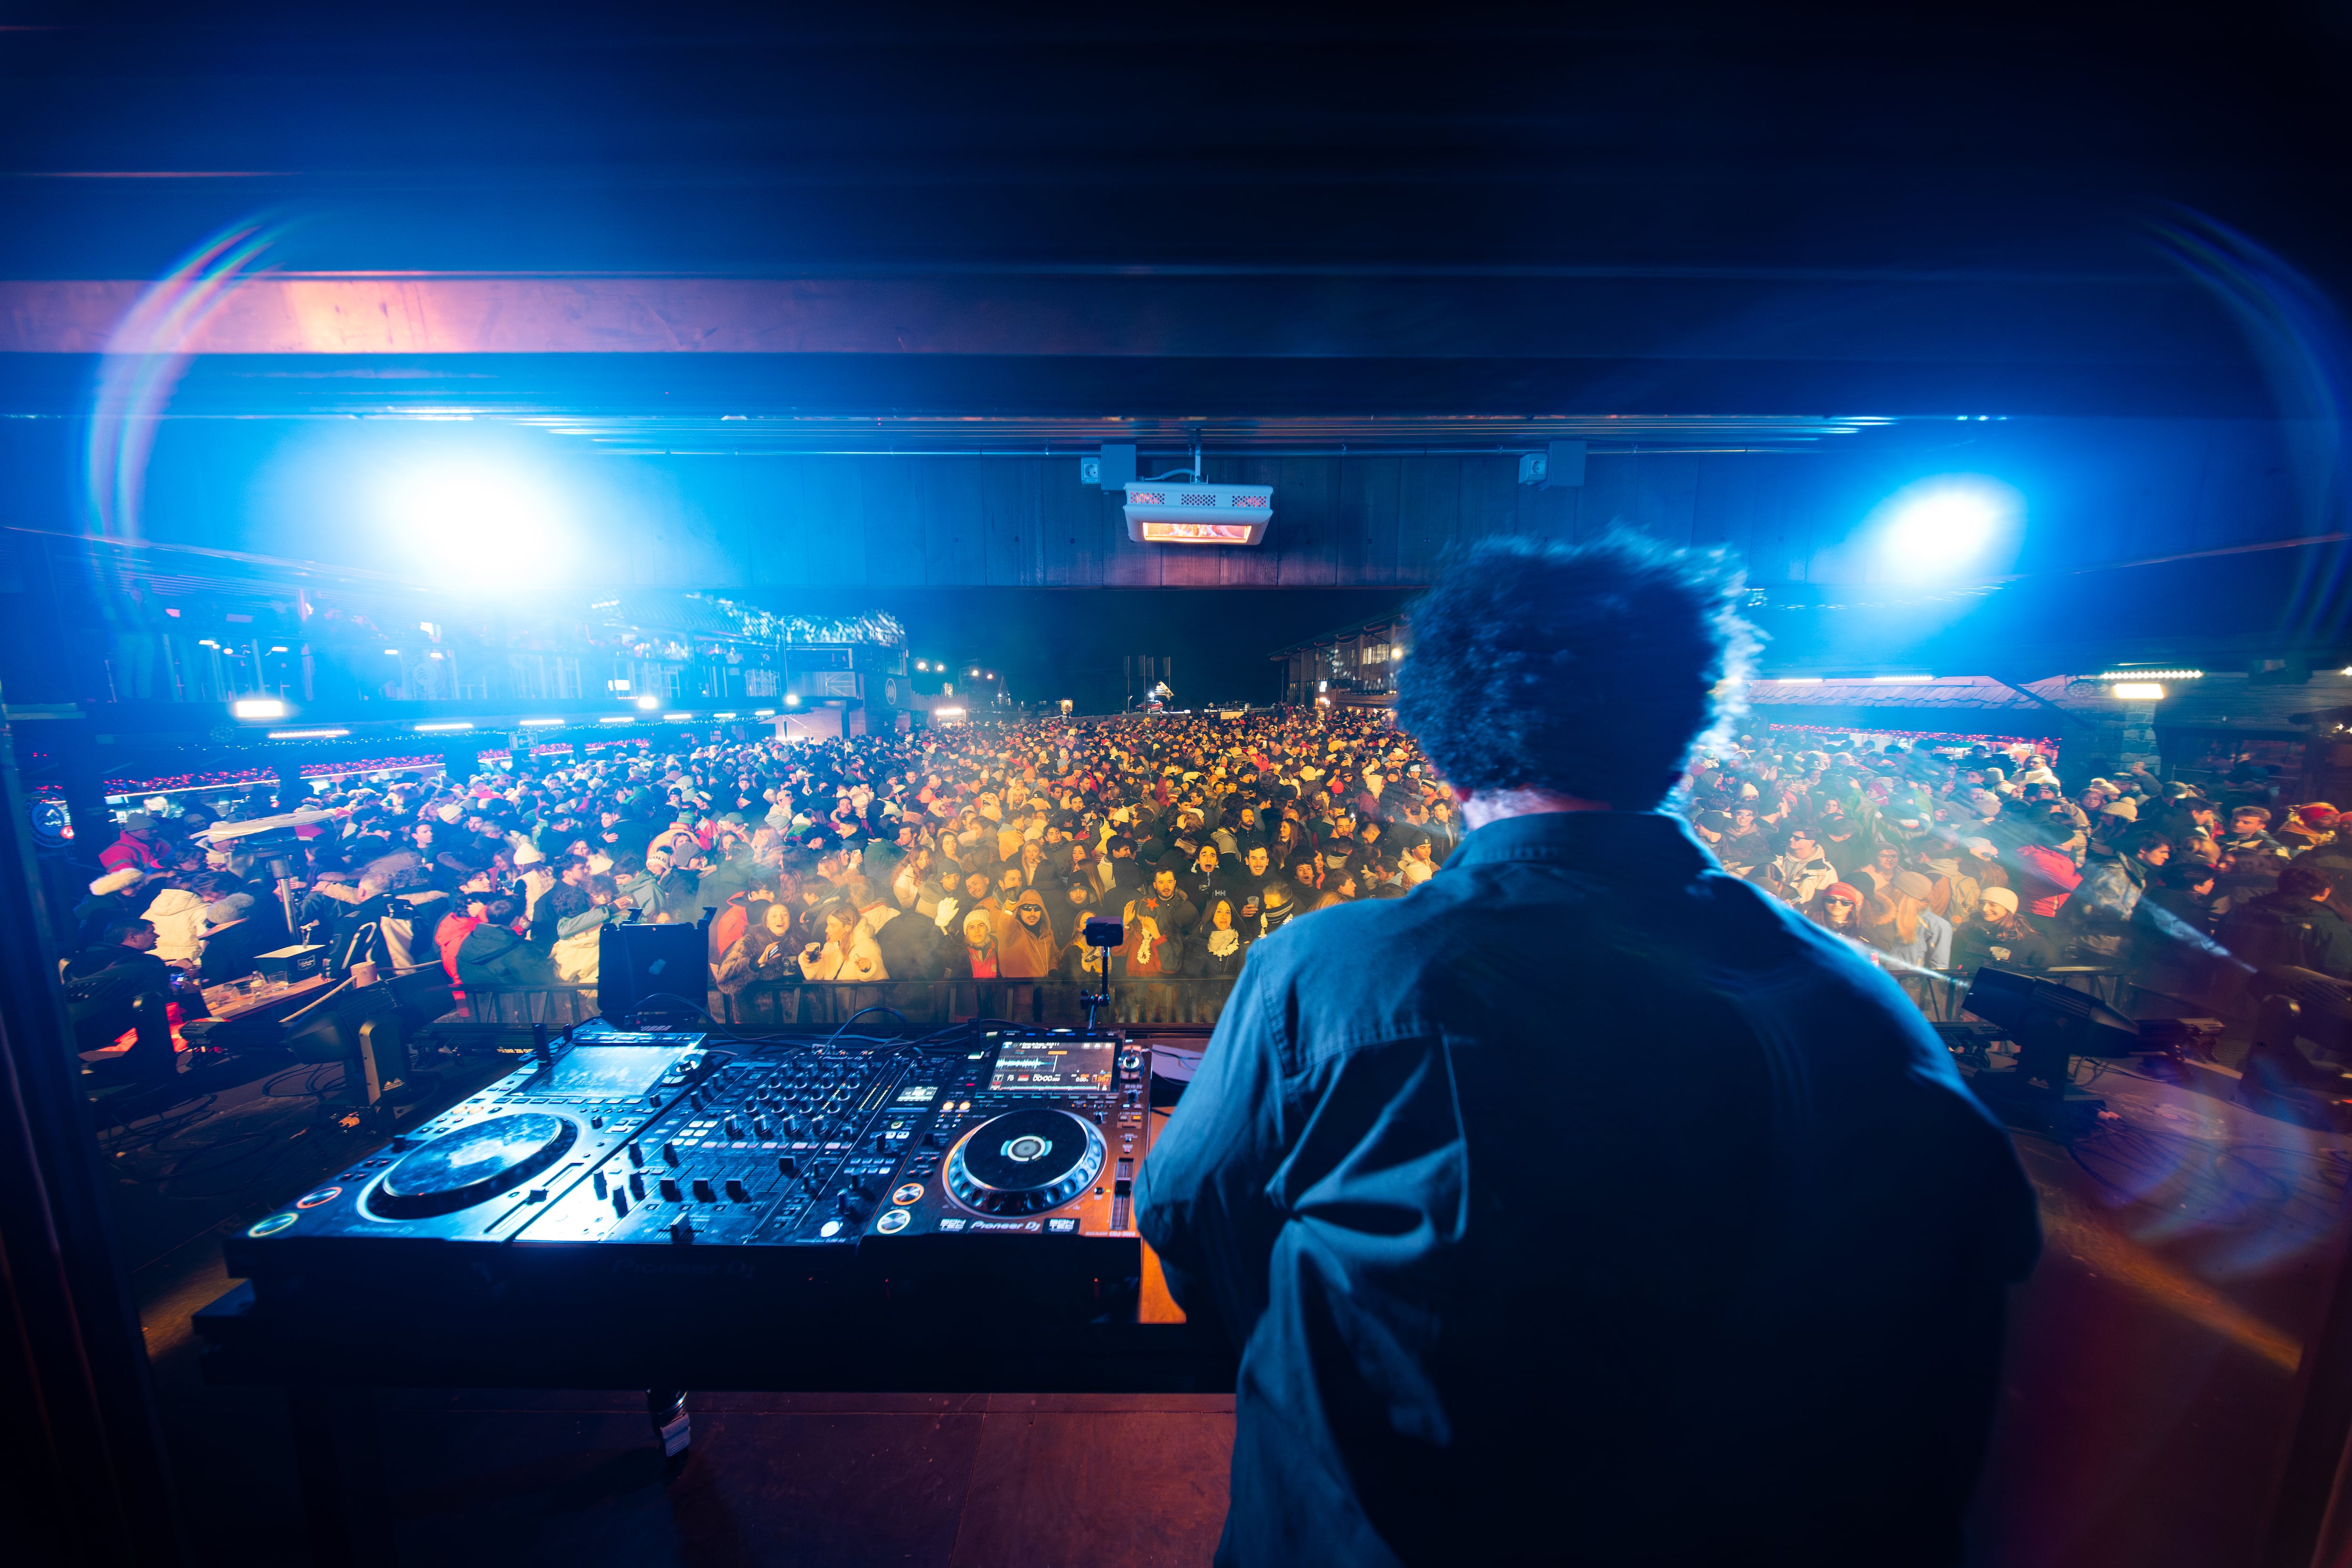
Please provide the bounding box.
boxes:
[513,1042,923,1249]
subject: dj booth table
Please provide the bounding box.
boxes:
[191,1280,1232,1568]
[189,1019,1233,1568]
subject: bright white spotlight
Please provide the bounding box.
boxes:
[382,461,562,579]
[1875,477,2018,578]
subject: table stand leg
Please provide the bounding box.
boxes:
[286,1385,397,1568]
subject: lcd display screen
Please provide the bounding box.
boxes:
[987,1039,1116,1093]
[543,1045,690,1097]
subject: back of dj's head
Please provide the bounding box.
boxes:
[1396,531,1756,811]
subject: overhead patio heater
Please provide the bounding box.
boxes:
[1121,478,1273,546]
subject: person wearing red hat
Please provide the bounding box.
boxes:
[1805,880,1867,939]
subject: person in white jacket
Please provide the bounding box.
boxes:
[141,885,210,966]
[797,905,885,981]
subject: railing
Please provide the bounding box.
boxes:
[1887,965,2136,1025]
[434,966,2136,1042]
[435,977,1239,1034]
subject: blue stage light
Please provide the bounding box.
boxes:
[1875,477,2019,577]
[381,460,564,580]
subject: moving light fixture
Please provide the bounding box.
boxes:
[2111,683,2166,700]
[635,694,659,710]
[231,698,287,719]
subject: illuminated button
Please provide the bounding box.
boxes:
[875,1207,912,1235]
[891,1182,924,1206]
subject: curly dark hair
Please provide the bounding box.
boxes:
[1394,531,1756,809]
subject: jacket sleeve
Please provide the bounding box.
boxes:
[1134,945,1292,1338]
[555,906,609,941]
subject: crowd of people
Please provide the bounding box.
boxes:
[64,709,1462,1033]
[60,708,2351,1067]
[1686,735,2351,1000]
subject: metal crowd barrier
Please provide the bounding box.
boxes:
[434,965,2138,1047]
[436,976,1240,1037]
[1888,965,2136,1025]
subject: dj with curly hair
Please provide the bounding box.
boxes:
[1138,531,2041,1568]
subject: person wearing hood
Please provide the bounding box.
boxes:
[1048,877,1100,951]
[1247,878,1297,942]
[996,889,1061,979]
[716,899,797,993]
[118,870,201,964]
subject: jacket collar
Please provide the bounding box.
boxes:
[1445,810,1716,880]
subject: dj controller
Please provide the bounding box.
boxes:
[221,1020,1167,1351]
